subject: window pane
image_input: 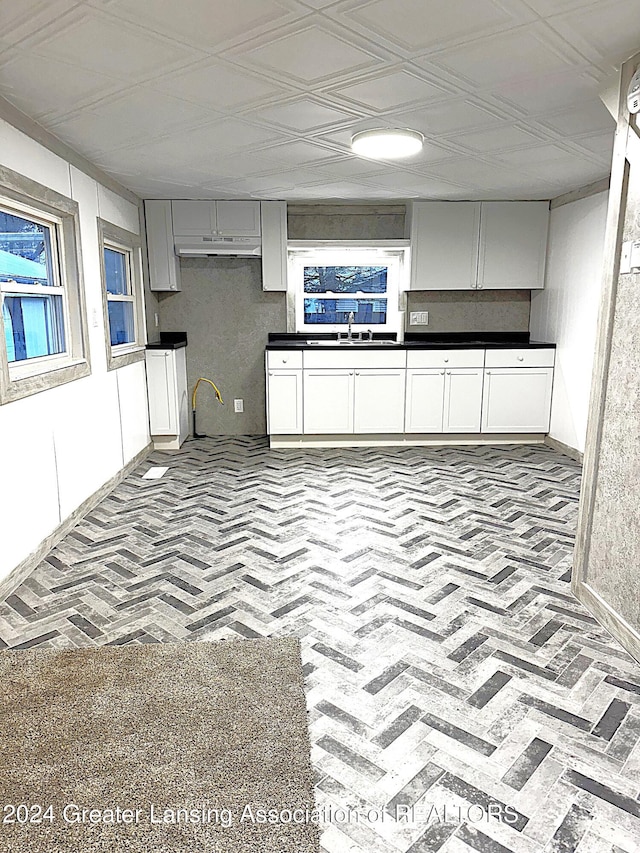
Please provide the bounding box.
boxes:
[104,248,128,295]
[304,266,387,294]
[3,293,65,362]
[0,209,54,286]
[304,298,387,325]
[108,300,135,346]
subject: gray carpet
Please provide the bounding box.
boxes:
[0,637,320,852]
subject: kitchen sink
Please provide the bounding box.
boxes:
[305,339,397,346]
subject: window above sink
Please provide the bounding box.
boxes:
[288,246,407,336]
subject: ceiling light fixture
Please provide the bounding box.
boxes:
[351,128,424,159]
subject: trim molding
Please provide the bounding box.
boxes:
[544,435,583,463]
[270,433,547,448]
[550,177,611,210]
[0,95,139,205]
[0,442,152,602]
[576,583,640,665]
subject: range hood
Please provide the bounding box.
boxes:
[174,235,262,257]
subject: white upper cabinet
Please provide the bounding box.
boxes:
[171,200,261,237]
[408,200,549,290]
[477,202,549,290]
[216,201,261,236]
[145,200,181,292]
[171,200,213,236]
[261,201,287,292]
[408,202,480,290]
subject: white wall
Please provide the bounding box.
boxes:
[0,118,150,583]
[530,192,608,454]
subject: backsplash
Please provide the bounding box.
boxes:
[406,289,531,333]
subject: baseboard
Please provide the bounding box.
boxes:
[574,580,640,665]
[544,435,584,463]
[270,433,547,449]
[0,442,153,602]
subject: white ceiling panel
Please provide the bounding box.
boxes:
[427,25,584,90]
[48,88,220,157]
[0,0,635,200]
[452,124,544,153]
[237,25,383,83]
[104,0,295,49]
[388,100,510,135]
[547,1,640,69]
[247,98,359,131]
[493,69,602,115]
[329,69,452,111]
[343,0,534,53]
[537,100,616,136]
[0,53,122,121]
[149,61,289,110]
[24,8,200,80]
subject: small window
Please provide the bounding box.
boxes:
[99,220,145,369]
[0,167,89,405]
[290,250,404,334]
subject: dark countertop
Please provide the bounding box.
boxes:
[266,332,556,350]
[146,332,188,350]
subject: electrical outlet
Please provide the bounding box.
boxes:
[234,399,244,413]
[410,311,429,325]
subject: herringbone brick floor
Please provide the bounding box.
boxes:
[2,437,640,853]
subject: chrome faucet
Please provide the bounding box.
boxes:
[347,311,355,340]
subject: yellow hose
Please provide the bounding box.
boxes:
[192,377,224,409]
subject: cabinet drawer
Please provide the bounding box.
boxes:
[407,349,485,369]
[267,350,302,369]
[303,350,406,369]
[484,348,555,368]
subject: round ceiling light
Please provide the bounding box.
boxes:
[351,128,424,159]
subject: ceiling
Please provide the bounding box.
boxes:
[0,0,635,201]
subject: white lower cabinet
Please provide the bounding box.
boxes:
[303,369,354,434]
[482,368,554,433]
[145,347,189,449]
[354,369,406,433]
[405,367,483,432]
[444,369,484,432]
[266,370,302,434]
[406,369,446,432]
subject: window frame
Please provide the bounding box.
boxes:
[98,218,145,371]
[288,247,406,335]
[0,165,90,405]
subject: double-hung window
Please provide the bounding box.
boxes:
[0,166,89,404]
[289,249,405,334]
[99,219,145,369]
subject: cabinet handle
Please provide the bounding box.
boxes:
[268,371,273,376]
[477,283,483,289]
[282,358,288,363]
[517,355,524,361]
[440,370,445,375]
[355,371,360,375]
[486,371,491,375]
[349,371,354,375]
[446,370,451,375]
[443,358,449,363]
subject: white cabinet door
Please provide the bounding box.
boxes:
[408,201,480,290]
[267,370,302,434]
[354,369,406,433]
[145,200,181,292]
[405,369,446,432]
[171,201,214,236]
[482,368,554,433]
[146,350,178,434]
[303,370,354,434]
[261,201,287,291]
[477,202,549,290]
[443,369,484,432]
[215,201,261,236]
